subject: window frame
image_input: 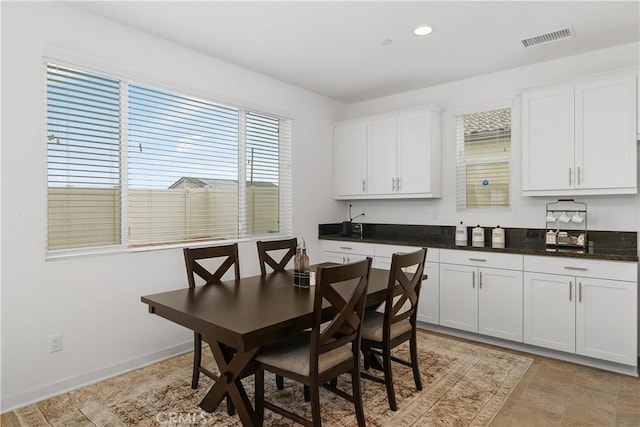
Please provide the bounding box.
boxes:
[451,101,513,213]
[44,53,293,260]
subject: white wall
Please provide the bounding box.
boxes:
[0,2,344,410]
[344,42,640,231]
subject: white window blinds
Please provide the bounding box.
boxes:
[455,107,511,211]
[47,64,122,250]
[46,63,292,253]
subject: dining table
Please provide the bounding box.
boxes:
[140,263,393,426]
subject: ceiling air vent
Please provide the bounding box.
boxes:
[521,27,575,48]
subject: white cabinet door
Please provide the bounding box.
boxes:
[478,268,523,342]
[522,86,575,192]
[367,116,397,195]
[523,272,576,353]
[439,263,478,333]
[417,261,439,324]
[397,110,431,196]
[575,75,637,191]
[323,251,346,264]
[334,122,367,197]
[576,277,637,365]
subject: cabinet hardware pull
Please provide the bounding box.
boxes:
[577,166,581,185]
[472,270,476,288]
[339,246,352,250]
[342,256,346,264]
[569,167,572,186]
[569,281,572,301]
[397,177,401,190]
[468,258,487,262]
[579,282,582,302]
[563,266,587,271]
[479,271,483,289]
[362,179,366,192]
[392,177,395,191]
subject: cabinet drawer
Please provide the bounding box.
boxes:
[440,249,523,271]
[322,240,374,256]
[374,244,439,262]
[524,255,637,281]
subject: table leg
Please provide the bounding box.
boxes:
[199,339,258,427]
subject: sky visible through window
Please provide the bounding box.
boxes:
[48,65,280,190]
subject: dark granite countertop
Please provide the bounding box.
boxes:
[318,223,638,262]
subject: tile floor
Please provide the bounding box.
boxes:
[451,335,640,426]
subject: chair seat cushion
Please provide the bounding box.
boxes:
[256,331,353,377]
[360,310,412,342]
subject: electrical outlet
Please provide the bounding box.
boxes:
[49,333,62,353]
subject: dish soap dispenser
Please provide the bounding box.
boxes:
[455,222,467,246]
[472,225,485,247]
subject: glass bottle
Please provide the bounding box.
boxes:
[294,238,310,288]
[299,240,310,288]
[294,240,302,287]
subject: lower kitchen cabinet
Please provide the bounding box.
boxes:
[524,272,576,353]
[321,240,374,264]
[439,250,524,342]
[417,261,440,324]
[524,255,638,366]
[576,277,637,364]
[439,264,478,332]
[478,268,524,342]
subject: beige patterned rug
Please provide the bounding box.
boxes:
[5,331,532,426]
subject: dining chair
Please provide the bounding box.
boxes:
[256,237,298,391]
[254,258,372,427]
[256,238,297,276]
[183,243,241,414]
[360,247,426,411]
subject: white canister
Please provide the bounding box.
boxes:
[455,222,467,246]
[491,226,505,249]
[472,225,485,247]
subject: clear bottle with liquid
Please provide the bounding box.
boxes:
[294,238,310,288]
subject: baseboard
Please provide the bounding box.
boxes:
[419,322,639,377]
[1,341,192,413]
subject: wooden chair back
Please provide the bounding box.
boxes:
[311,258,372,376]
[256,238,297,275]
[383,248,427,335]
[183,243,240,287]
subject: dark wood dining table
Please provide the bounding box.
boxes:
[140,263,392,426]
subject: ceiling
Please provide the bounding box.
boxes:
[70,1,640,104]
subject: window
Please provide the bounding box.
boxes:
[47,63,292,253]
[455,107,511,210]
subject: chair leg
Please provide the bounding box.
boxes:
[362,347,371,370]
[276,374,284,390]
[255,366,265,427]
[304,385,311,402]
[226,395,235,416]
[330,377,338,387]
[351,367,366,427]
[192,332,202,389]
[383,345,397,411]
[310,384,322,426]
[410,332,423,391]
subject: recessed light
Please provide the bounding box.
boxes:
[414,25,433,36]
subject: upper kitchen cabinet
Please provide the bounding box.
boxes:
[334,106,442,199]
[522,70,637,196]
[334,121,368,197]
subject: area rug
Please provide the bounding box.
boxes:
[7,331,532,426]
